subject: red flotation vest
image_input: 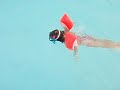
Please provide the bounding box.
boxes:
[60,13,76,50]
[65,32,77,50]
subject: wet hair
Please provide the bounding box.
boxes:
[49,29,65,43]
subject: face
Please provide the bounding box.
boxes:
[49,30,59,40]
[49,29,65,43]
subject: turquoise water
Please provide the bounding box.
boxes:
[0,0,120,90]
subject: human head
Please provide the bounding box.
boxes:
[49,29,65,43]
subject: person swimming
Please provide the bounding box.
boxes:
[49,14,120,60]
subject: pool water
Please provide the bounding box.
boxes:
[0,0,120,90]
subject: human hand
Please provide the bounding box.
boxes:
[74,53,80,62]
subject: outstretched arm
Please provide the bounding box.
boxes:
[73,46,80,61]
[74,46,78,56]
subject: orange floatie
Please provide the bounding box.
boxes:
[60,13,74,30]
[65,32,77,50]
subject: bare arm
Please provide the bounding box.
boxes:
[73,46,80,61]
[63,27,69,33]
[74,46,78,55]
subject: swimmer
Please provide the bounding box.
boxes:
[49,28,120,59]
[49,13,120,60]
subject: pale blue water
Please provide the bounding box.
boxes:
[0,0,120,90]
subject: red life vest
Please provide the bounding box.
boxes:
[65,32,77,50]
[60,13,76,50]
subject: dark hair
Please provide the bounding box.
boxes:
[49,29,65,43]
